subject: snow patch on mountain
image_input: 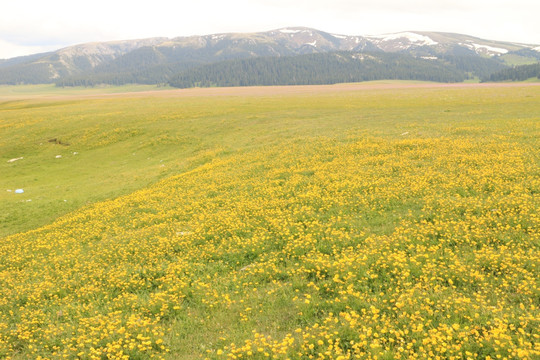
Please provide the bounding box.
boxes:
[369,32,438,46]
[306,41,317,47]
[279,29,302,34]
[460,42,509,55]
[332,34,347,39]
[471,43,508,54]
[533,46,540,52]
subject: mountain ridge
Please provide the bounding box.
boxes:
[1,27,538,85]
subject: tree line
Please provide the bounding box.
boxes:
[168,52,470,88]
[50,51,523,88]
[482,63,540,82]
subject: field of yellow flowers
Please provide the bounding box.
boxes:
[0,83,539,359]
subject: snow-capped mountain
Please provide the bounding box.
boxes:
[1,27,538,85]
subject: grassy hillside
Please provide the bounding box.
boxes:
[0,83,539,359]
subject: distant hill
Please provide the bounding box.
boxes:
[0,27,538,86]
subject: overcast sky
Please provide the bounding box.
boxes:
[1,0,539,59]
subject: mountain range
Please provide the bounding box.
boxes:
[1,27,539,86]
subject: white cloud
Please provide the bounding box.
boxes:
[0,39,60,59]
[1,0,539,59]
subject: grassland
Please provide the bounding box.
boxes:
[0,82,539,359]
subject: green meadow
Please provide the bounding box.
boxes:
[2,83,537,238]
[0,82,538,359]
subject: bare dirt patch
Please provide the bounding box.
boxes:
[97,82,540,98]
[5,82,540,101]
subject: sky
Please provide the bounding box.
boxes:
[1,0,539,59]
